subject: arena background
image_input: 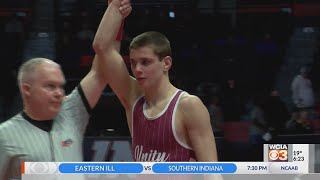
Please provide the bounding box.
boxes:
[1,0,320,163]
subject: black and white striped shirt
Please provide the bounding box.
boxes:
[0,86,91,180]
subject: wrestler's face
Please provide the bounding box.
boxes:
[130,47,166,88]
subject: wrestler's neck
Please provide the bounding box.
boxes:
[144,80,177,107]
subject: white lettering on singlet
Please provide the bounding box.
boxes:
[134,145,170,162]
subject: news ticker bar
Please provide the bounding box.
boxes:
[22,161,309,174]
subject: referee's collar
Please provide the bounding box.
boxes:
[21,112,53,132]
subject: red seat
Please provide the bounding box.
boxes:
[80,55,93,67]
[223,121,250,143]
[0,8,31,17]
[310,120,320,133]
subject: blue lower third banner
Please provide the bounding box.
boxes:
[23,161,309,174]
[23,162,236,174]
[152,163,236,174]
[59,163,143,174]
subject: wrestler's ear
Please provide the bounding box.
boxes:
[162,56,172,72]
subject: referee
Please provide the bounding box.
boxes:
[0,1,132,179]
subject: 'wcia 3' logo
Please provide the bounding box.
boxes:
[268,144,288,161]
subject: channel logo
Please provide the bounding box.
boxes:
[268,144,288,162]
[27,162,58,174]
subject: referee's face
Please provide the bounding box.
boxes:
[25,63,66,120]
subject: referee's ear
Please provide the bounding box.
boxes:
[21,83,31,96]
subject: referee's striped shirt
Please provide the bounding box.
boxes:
[0,86,91,180]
